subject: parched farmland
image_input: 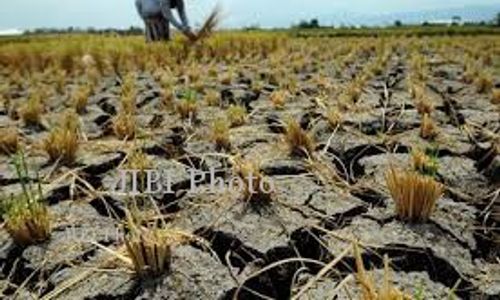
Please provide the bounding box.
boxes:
[0,33,499,299]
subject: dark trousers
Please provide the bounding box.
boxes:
[145,17,170,42]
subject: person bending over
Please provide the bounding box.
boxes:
[135,0,194,41]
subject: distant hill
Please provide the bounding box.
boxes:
[319,5,500,27]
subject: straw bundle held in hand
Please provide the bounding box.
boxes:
[187,5,222,43]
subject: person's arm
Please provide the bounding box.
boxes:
[135,0,142,15]
[160,0,188,32]
[176,0,191,31]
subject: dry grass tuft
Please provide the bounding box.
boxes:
[43,111,79,165]
[413,86,434,115]
[0,96,6,113]
[415,97,434,115]
[284,118,314,157]
[0,127,20,155]
[185,65,202,84]
[282,77,299,95]
[20,92,44,127]
[1,152,51,246]
[462,60,479,84]
[475,72,493,94]
[420,113,437,140]
[408,81,423,99]
[113,111,136,140]
[314,75,335,94]
[411,148,438,177]
[0,87,9,112]
[176,100,197,119]
[482,53,493,66]
[160,88,175,110]
[326,107,343,128]
[126,148,151,171]
[353,242,411,300]
[120,73,137,114]
[345,82,363,103]
[219,70,234,85]
[53,70,67,95]
[409,53,427,82]
[72,84,92,114]
[124,213,191,278]
[205,89,220,107]
[176,90,198,119]
[491,89,500,105]
[233,157,273,205]
[124,148,152,192]
[114,78,138,139]
[121,92,137,115]
[125,225,172,278]
[226,105,247,127]
[251,80,264,94]
[385,167,443,222]
[121,73,137,98]
[270,90,287,109]
[158,71,175,91]
[210,118,231,150]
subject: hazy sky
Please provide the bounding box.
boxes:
[1,0,499,30]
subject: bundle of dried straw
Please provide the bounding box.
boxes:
[186,5,221,43]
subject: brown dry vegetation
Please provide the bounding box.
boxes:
[385,167,443,222]
[176,92,198,120]
[0,127,20,155]
[233,157,273,205]
[411,148,439,176]
[43,110,80,165]
[210,118,231,150]
[420,113,437,140]
[2,152,51,246]
[270,90,288,108]
[20,91,44,126]
[353,242,412,300]
[226,105,247,127]
[113,111,136,140]
[475,72,493,94]
[284,118,315,157]
[492,88,500,105]
[0,32,498,299]
[72,84,92,113]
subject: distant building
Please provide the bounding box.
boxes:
[0,29,23,36]
[424,17,464,26]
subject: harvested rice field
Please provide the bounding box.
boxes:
[0,33,499,299]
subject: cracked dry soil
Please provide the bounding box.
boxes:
[1,35,499,299]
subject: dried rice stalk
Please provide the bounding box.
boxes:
[187,5,222,43]
[353,242,412,300]
[385,167,443,222]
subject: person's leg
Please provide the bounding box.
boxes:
[151,19,160,41]
[165,19,171,40]
[145,19,153,42]
[155,18,164,41]
[153,16,169,41]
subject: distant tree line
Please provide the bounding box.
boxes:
[23,26,144,36]
[294,19,321,29]
[295,12,500,30]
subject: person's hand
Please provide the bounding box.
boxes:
[183,27,196,40]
